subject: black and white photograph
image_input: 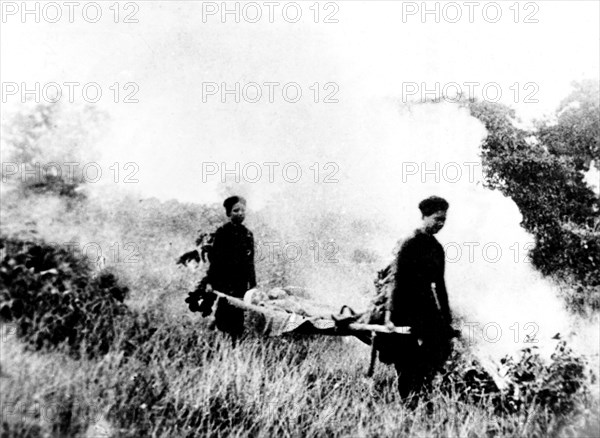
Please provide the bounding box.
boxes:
[1,1,599,436]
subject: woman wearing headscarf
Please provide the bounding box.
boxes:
[204,196,257,342]
[385,196,456,398]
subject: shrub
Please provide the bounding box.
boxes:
[441,340,594,417]
[464,98,600,299]
[0,236,130,358]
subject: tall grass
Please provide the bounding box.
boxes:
[1,189,599,437]
[3,324,598,437]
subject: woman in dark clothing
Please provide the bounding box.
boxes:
[205,196,256,341]
[385,196,455,398]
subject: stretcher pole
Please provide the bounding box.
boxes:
[211,290,411,335]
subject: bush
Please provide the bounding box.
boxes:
[442,340,594,417]
[0,236,130,358]
[0,234,240,365]
[464,98,600,298]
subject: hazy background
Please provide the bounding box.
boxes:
[2,1,598,204]
[2,1,599,365]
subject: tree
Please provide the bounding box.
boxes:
[537,79,600,172]
[464,95,599,308]
[1,101,108,197]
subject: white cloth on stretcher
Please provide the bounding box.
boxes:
[242,287,339,336]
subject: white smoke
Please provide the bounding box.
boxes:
[240,100,598,373]
[584,161,600,196]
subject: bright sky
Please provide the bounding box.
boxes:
[1,1,599,204]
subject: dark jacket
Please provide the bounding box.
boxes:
[390,229,452,340]
[205,222,256,297]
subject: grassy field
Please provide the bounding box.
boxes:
[1,188,599,437]
[5,327,597,438]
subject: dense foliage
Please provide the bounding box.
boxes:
[537,79,599,173]
[442,341,594,417]
[0,237,130,357]
[464,82,600,310]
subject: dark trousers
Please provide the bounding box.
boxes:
[393,335,450,399]
[214,297,245,340]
